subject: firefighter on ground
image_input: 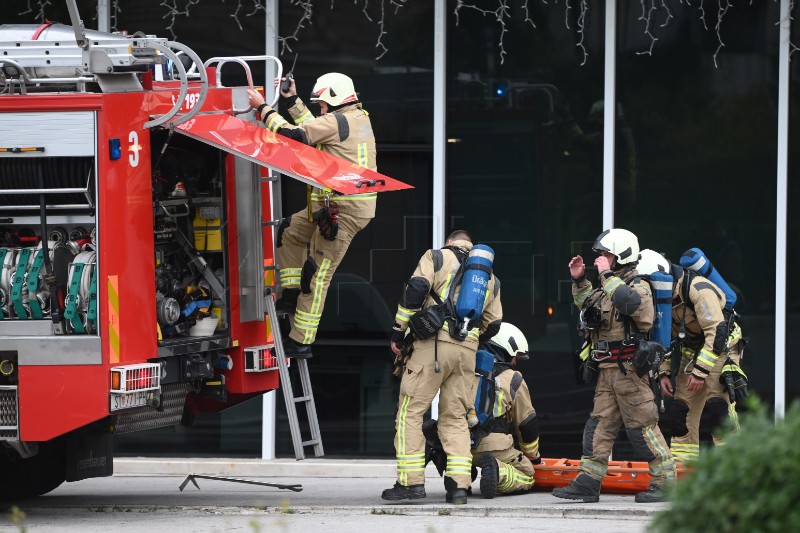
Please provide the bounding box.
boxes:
[247,73,376,358]
[421,322,540,499]
[637,249,747,465]
[471,322,541,498]
[382,230,502,505]
[552,229,676,504]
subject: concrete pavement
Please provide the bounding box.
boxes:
[1,458,668,532]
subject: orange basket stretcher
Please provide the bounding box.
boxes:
[533,458,687,494]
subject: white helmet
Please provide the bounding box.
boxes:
[487,322,530,361]
[637,249,671,276]
[310,72,358,107]
[592,228,640,266]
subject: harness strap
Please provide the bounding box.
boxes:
[593,345,637,362]
[605,347,637,362]
[483,417,512,434]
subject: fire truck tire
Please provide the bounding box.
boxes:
[0,440,67,502]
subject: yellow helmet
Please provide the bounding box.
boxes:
[310,72,358,107]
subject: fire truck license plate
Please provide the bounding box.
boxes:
[110,391,148,411]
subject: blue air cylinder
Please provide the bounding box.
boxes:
[649,271,674,349]
[473,349,495,426]
[454,244,495,334]
[679,247,736,309]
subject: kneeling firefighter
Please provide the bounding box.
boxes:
[422,322,540,499]
[471,322,540,498]
[383,230,502,505]
[553,229,675,504]
[638,248,747,465]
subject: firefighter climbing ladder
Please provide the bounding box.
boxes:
[264,287,324,460]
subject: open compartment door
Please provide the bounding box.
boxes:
[175,114,413,193]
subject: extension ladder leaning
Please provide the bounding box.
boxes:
[264,287,324,460]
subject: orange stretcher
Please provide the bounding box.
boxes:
[533,458,688,494]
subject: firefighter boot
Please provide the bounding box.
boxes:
[381,482,426,501]
[479,454,498,499]
[444,476,468,505]
[283,337,313,359]
[551,473,601,503]
[635,483,666,503]
[275,288,299,315]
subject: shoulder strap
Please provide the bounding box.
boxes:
[441,245,468,264]
[677,268,695,342]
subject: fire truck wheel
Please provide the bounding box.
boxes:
[0,440,67,502]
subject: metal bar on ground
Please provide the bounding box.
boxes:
[178,474,302,492]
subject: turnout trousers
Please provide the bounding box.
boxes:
[668,348,742,464]
[580,365,676,487]
[277,206,371,345]
[472,434,535,494]
[394,337,475,489]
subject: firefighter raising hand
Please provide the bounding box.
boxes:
[569,256,585,279]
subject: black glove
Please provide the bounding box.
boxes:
[720,359,748,403]
[313,206,339,241]
[391,330,412,377]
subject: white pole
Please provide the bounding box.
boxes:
[430,0,447,420]
[96,0,110,32]
[262,391,276,459]
[603,0,618,462]
[602,0,617,230]
[262,0,280,460]
[774,0,790,421]
[432,0,446,251]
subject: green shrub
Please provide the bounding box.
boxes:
[651,396,800,533]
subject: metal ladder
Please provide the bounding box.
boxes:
[264,287,324,460]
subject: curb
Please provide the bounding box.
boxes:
[17,503,665,519]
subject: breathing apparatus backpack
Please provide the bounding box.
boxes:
[647,270,674,350]
[453,244,495,338]
[470,348,514,448]
[623,270,673,378]
[408,244,495,342]
[679,247,737,310]
[473,349,496,427]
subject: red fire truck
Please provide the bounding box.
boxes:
[0,4,409,500]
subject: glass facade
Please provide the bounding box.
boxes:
[7,0,795,459]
